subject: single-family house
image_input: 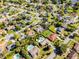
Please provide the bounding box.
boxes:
[5,34,14,40]
[27,45,39,58]
[74,43,79,53]
[37,37,50,46]
[56,27,62,32]
[13,53,22,59]
[67,50,78,59]
[0,29,6,35]
[7,25,15,30]
[46,52,56,59]
[27,28,35,37]
[0,18,7,23]
[6,43,16,51]
[0,41,7,53]
[33,25,44,33]
[48,33,57,41]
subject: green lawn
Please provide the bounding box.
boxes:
[6,51,15,59]
[49,25,56,33]
[74,36,79,42]
[41,30,52,37]
[55,55,64,59]
[67,40,75,48]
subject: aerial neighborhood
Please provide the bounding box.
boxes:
[0,0,79,59]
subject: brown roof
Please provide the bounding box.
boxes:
[48,33,57,41]
[67,50,78,59]
[74,43,79,53]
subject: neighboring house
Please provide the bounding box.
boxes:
[56,27,62,32]
[5,34,14,40]
[48,33,57,41]
[3,12,7,17]
[74,43,79,53]
[57,14,63,20]
[7,25,15,30]
[33,25,44,33]
[71,0,79,4]
[0,29,6,35]
[0,41,7,53]
[46,52,56,59]
[6,43,16,51]
[20,33,26,40]
[0,18,7,23]
[13,53,22,59]
[37,37,50,46]
[67,50,78,59]
[27,28,35,37]
[68,20,75,24]
[42,30,57,41]
[27,45,39,58]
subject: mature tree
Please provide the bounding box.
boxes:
[15,47,21,53]
[60,44,67,53]
[20,40,26,46]
[67,6,73,13]
[15,41,21,47]
[14,33,20,40]
[54,40,61,47]
[51,0,57,4]
[21,48,30,59]
[15,25,21,31]
[55,22,62,27]
[0,22,5,29]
